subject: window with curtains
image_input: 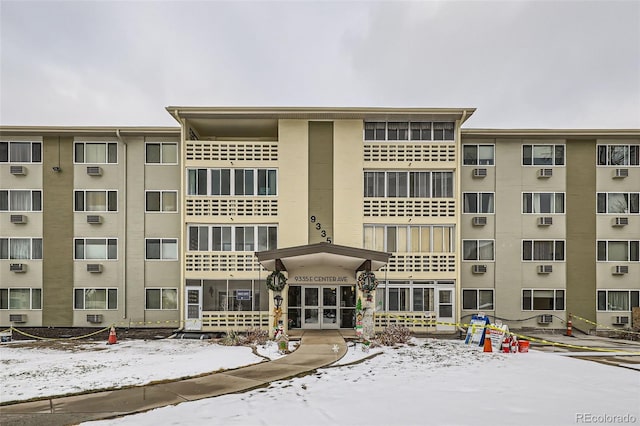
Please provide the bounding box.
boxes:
[364,121,454,141]
[522,144,565,166]
[74,238,117,260]
[0,288,42,309]
[597,193,640,214]
[462,289,495,310]
[522,240,565,261]
[0,238,43,259]
[597,241,640,262]
[74,142,117,164]
[74,190,117,212]
[0,190,42,211]
[187,168,277,196]
[462,240,494,261]
[190,279,268,311]
[145,143,177,164]
[145,288,178,310]
[187,225,277,252]
[597,290,640,311]
[0,141,42,163]
[364,225,455,253]
[462,145,495,165]
[145,239,178,260]
[597,145,640,166]
[522,289,565,310]
[145,191,177,212]
[522,192,565,214]
[375,280,447,312]
[74,288,118,310]
[363,171,454,198]
[463,192,494,213]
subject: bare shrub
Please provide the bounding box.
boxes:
[240,327,269,346]
[375,325,411,346]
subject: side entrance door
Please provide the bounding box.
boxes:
[184,286,202,330]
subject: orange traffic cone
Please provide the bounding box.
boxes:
[483,332,492,352]
[108,326,117,345]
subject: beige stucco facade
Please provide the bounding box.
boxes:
[1,110,638,335]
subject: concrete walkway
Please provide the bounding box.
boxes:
[0,330,349,426]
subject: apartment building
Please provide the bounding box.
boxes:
[1,108,638,334]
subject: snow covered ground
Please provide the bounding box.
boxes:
[2,338,638,426]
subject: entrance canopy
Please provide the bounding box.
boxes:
[255,242,391,273]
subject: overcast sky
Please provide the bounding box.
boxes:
[1,0,639,129]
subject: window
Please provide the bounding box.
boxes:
[0,288,42,309]
[364,225,455,253]
[522,289,565,310]
[522,144,565,166]
[597,290,640,311]
[187,168,277,196]
[145,288,178,310]
[74,190,117,212]
[74,142,117,164]
[597,241,640,261]
[388,286,411,311]
[597,145,639,166]
[375,280,449,313]
[522,193,565,214]
[0,141,41,163]
[364,171,454,198]
[462,240,494,261]
[522,240,565,261]
[463,145,494,165]
[597,193,639,214]
[0,190,42,211]
[364,121,453,141]
[364,122,387,141]
[145,143,177,164]
[74,238,117,260]
[433,122,455,141]
[145,191,177,212]
[462,289,494,310]
[145,239,178,260]
[192,279,268,311]
[188,225,277,252]
[74,288,118,310]
[410,122,432,141]
[463,192,494,213]
[0,238,43,259]
[387,122,409,141]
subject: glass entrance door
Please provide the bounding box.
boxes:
[184,286,202,330]
[303,287,320,329]
[321,287,339,329]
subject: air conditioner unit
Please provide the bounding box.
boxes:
[613,217,629,227]
[537,264,553,274]
[613,168,629,178]
[10,214,27,224]
[537,168,553,178]
[10,263,27,273]
[86,166,103,176]
[472,216,487,226]
[86,314,103,324]
[537,314,553,324]
[473,168,487,178]
[10,165,26,175]
[612,316,629,326]
[472,264,487,274]
[612,265,629,275]
[9,314,27,323]
[537,216,553,226]
[87,264,103,273]
[87,215,103,224]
